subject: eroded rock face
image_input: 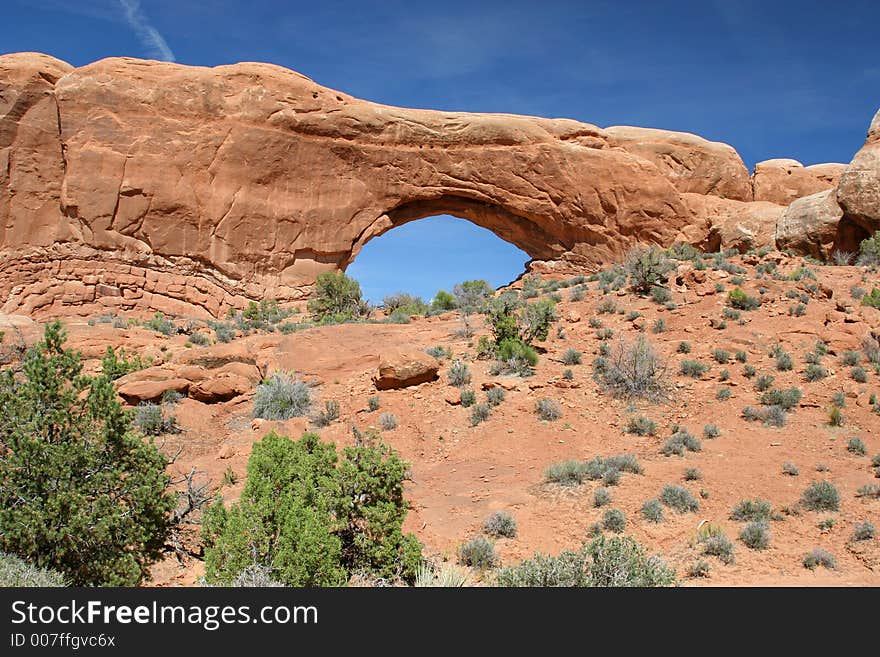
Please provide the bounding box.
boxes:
[752,159,846,206]
[683,194,782,253]
[837,108,880,237]
[776,190,844,259]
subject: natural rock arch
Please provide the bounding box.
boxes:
[1,52,876,318]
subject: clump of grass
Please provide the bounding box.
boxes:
[535,399,562,421]
[801,481,840,512]
[624,415,657,436]
[652,318,667,333]
[716,388,731,401]
[743,364,756,378]
[483,511,517,539]
[803,548,836,570]
[828,405,844,427]
[735,350,748,363]
[367,395,380,411]
[677,341,691,354]
[458,536,499,570]
[660,484,699,513]
[755,374,775,392]
[730,499,773,522]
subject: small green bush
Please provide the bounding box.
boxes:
[727,288,761,310]
[703,424,720,439]
[562,348,582,365]
[367,395,380,411]
[677,341,691,354]
[660,429,701,456]
[486,387,506,406]
[447,359,471,386]
[759,387,802,410]
[135,402,179,436]
[594,487,612,507]
[847,437,867,456]
[379,413,398,430]
[545,460,587,486]
[459,388,476,407]
[712,349,730,364]
[0,553,68,587]
[852,521,875,541]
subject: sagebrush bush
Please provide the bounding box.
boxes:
[701,533,735,565]
[703,424,721,439]
[602,509,626,533]
[730,499,773,522]
[742,404,787,427]
[483,511,517,538]
[314,400,340,427]
[727,288,761,310]
[801,481,840,512]
[595,336,668,400]
[447,359,471,386]
[135,402,179,436]
[0,552,68,587]
[660,484,699,513]
[782,461,800,476]
[847,437,867,455]
[683,467,701,481]
[739,522,771,550]
[486,387,506,406]
[680,359,708,378]
[535,398,562,421]
[852,521,875,541]
[469,403,491,426]
[459,388,476,407]
[379,412,398,430]
[253,372,311,420]
[458,536,498,570]
[851,366,868,383]
[805,364,828,382]
[803,548,836,570]
[594,487,612,507]
[660,429,701,456]
[562,348,582,365]
[677,341,691,354]
[203,432,422,586]
[624,415,657,436]
[545,460,586,486]
[641,499,663,523]
[712,348,730,364]
[759,387,802,410]
[367,395,380,411]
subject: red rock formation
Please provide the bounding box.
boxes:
[1,52,876,317]
[752,159,846,206]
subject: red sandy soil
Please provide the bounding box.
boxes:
[4,251,879,587]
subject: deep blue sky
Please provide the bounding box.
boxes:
[5,1,879,302]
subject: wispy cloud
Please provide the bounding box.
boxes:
[118,0,175,61]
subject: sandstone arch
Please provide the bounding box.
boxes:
[1,52,876,318]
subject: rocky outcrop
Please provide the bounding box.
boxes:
[683,194,782,253]
[752,159,846,206]
[837,109,880,237]
[604,126,752,200]
[776,190,843,259]
[1,52,877,318]
[373,350,440,390]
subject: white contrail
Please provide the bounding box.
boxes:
[118,0,176,62]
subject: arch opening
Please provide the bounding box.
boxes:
[345,214,532,305]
